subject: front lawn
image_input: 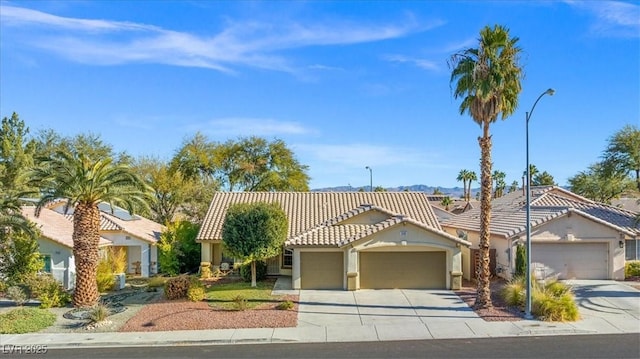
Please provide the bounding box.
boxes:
[205,279,281,310]
[0,307,56,334]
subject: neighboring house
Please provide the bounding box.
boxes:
[197,192,470,290]
[441,186,640,282]
[21,203,164,289]
[427,195,477,215]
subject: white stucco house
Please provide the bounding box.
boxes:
[21,202,164,289]
[197,192,471,290]
[441,186,640,281]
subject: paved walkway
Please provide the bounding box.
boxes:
[1,279,638,349]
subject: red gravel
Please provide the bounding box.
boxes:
[119,295,298,332]
[455,278,524,322]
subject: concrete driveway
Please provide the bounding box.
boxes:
[565,280,640,333]
[297,289,480,327]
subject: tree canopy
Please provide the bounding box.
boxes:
[221,202,288,287]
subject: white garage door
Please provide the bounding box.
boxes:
[532,242,609,280]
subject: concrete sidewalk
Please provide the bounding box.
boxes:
[1,279,638,349]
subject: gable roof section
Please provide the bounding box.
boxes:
[197,192,443,243]
[441,186,640,238]
[21,206,112,249]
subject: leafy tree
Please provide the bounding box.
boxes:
[33,129,131,166]
[603,124,640,191]
[0,226,42,284]
[169,132,218,182]
[214,137,310,192]
[157,221,201,275]
[440,196,453,211]
[432,188,443,195]
[449,24,524,309]
[532,171,556,186]
[508,180,519,193]
[133,156,200,224]
[222,202,287,287]
[0,113,36,193]
[29,151,150,307]
[569,162,633,203]
[373,186,387,192]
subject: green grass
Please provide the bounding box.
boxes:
[0,307,56,334]
[205,280,281,310]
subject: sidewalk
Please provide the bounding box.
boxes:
[1,317,636,350]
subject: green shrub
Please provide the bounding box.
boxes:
[625,260,640,277]
[0,308,56,334]
[240,261,268,283]
[187,279,205,302]
[515,244,526,277]
[164,275,191,300]
[38,280,71,309]
[545,281,571,297]
[233,295,248,311]
[89,304,110,323]
[276,300,294,310]
[0,280,7,294]
[6,285,29,306]
[97,255,115,292]
[158,221,201,275]
[532,289,580,322]
[0,228,44,284]
[501,276,525,307]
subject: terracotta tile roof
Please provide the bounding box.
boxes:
[21,206,112,249]
[441,186,640,238]
[197,192,449,246]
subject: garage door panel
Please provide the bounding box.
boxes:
[532,243,608,280]
[360,252,446,289]
[301,252,344,289]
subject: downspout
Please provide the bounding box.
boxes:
[148,243,152,276]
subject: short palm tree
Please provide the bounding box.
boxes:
[449,25,524,308]
[0,193,33,235]
[30,151,151,307]
[440,196,453,211]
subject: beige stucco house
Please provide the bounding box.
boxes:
[22,202,164,289]
[197,192,470,290]
[441,186,640,281]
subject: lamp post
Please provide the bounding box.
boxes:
[525,88,555,319]
[365,166,373,192]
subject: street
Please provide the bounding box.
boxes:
[14,334,639,359]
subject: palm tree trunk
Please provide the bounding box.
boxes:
[463,179,468,202]
[72,202,101,307]
[476,122,493,309]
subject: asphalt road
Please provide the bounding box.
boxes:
[9,334,638,359]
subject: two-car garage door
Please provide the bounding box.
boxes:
[532,242,608,280]
[300,251,448,289]
[360,252,446,289]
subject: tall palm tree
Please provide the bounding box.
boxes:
[493,170,506,198]
[524,164,539,187]
[30,151,150,307]
[449,25,524,308]
[457,169,470,200]
[466,171,478,202]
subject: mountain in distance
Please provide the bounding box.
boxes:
[311,184,478,199]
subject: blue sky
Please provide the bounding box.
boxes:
[1,1,639,190]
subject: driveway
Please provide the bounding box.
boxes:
[297,289,480,327]
[565,280,640,333]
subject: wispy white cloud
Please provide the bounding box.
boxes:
[0,5,429,73]
[195,118,313,137]
[566,0,640,38]
[382,54,440,71]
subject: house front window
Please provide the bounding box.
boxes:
[42,254,52,273]
[626,239,639,261]
[282,249,293,268]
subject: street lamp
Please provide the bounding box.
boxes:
[365,166,373,192]
[525,88,555,319]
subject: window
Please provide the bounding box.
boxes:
[282,249,293,268]
[626,239,639,261]
[42,255,52,273]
